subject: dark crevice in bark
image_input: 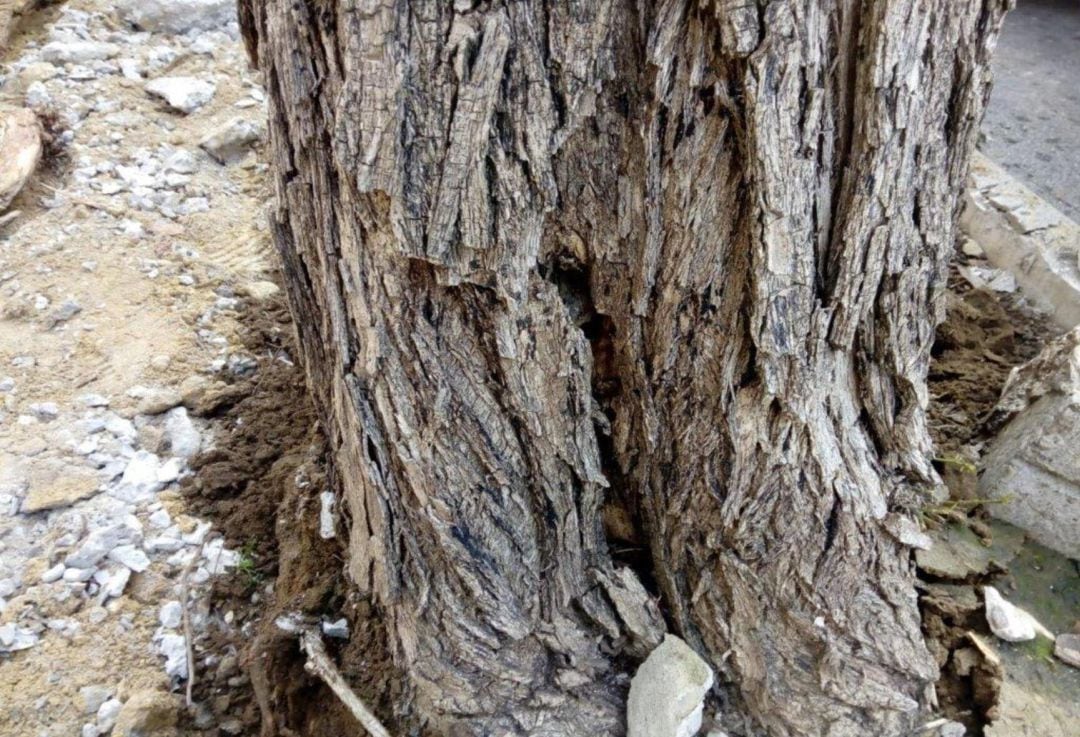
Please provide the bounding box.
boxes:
[540,251,660,604]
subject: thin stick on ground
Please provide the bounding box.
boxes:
[180,545,200,708]
[297,626,392,737]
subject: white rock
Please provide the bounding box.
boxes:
[64,567,96,582]
[145,77,216,115]
[158,633,188,679]
[40,41,119,64]
[958,264,1016,293]
[79,394,110,408]
[940,721,966,737]
[119,58,142,80]
[80,685,112,715]
[115,0,237,34]
[202,540,239,574]
[628,635,714,737]
[66,524,139,569]
[28,401,58,420]
[145,535,184,553]
[81,723,98,737]
[1055,633,1080,668]
[982,586,1053,643]
[42,563,65,583]
[159,601,183,629]
[116,451,165,500]
[321,618,348,639]
[199,118,263,163]
[319,491,336,539]
[183,521,211,546]
[101,568,131,600]
[149,509,172,529]
[163,150,199,175]
[157,457,184,484]
[0,622,39,652]
[97,698,122,731]
[163,407,201,458]
[108,545,151,573]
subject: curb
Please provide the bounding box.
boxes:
[960,151,1080,330]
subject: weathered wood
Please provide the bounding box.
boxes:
[240,2,1009,735]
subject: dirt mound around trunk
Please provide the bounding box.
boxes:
[179,295,403,737]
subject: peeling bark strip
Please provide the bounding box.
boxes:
[240,1,1009,735]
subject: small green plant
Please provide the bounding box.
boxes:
[236,540,263,589]
[935,452,978,475]
[919,495,1012,528]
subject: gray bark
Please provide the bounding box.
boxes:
[239,1,1009,735]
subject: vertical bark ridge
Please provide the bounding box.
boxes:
[242,1,1010,735]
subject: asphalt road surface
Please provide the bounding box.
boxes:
[981,0,1080,221]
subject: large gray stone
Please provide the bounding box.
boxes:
[114,0,236,35]
[0,108,41,212]
[980,327,1080,558]
[628,635,714,737]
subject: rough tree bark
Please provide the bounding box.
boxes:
[239,1,1009,735]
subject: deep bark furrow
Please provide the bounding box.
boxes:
[242,1,1009,735]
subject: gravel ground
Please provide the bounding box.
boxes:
[0,2,281,735]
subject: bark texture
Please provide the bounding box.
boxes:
[240,1,1009,735]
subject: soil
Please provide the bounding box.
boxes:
[178,293,403,737]
[928,264,1057,457]
[921,257,1076,736]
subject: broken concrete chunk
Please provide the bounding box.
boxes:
[145,77,215,115]
[980,326,1080,558]
[1,108,42,212]
[628,634,714,737]
[982,586,1053,643]
[199,117,263,163]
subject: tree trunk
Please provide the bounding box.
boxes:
[239,1,1009,735]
